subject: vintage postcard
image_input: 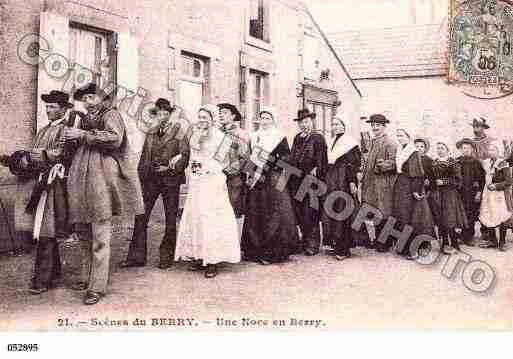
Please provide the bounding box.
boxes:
[1,1,512,353]
[448,0,513,98]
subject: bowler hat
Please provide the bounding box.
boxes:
[41,90,73,109]
[218,103,242,122]
[73,82,113,102]
[293,108,316,122]
[366,114,390,124]
[456,137,476,149]
[471,117,490,129]
[414,137,431,152]
[152,98,174,114]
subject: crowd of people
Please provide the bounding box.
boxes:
[1,82,511,306]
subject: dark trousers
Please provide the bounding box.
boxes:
[32,237,61,289]
[440,227,459,249]
[461,226,475,244]
[482,226,507,247]
[461,197,479,243]
[294,199,321,254]
[373,222,391,251]
[333,227,352,256]
[127,179,180,265]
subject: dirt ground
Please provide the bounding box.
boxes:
[1,211,512,331]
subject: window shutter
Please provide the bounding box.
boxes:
[37,11,69,130]
[116,32,144,158]
[117,32,139,95]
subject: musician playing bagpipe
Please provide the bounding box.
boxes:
[0,90,84,295]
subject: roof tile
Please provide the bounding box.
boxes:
[328,24,448,79]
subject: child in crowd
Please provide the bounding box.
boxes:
[456,139,485,247]
[479,142,513,251]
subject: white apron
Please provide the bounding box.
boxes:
[175,128,241,265]
[479,159,512,228]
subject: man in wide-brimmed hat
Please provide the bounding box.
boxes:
[289,108,328,256]
[120,98,190,270]
[456,138,486,246]
[1,90,79,294]
[62,82,144,305]
[217,103,249,222]
[471,117,496,160]
[360,114,398,252]
[469,116,497,246]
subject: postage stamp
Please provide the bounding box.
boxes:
[448,0,513,97]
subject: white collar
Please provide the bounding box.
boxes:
[328,134,358,164]
[50,117,65,126]
[485,157,507,172]
[396,142,417,173]
[250,127,284,166]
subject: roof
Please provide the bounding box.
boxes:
[328,24,448,80]
[302,3,362,97]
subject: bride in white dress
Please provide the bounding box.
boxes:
[175,104,241,278]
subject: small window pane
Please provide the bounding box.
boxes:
[249,0,265,40]
[182,56,193,76]
[193,59,202,77]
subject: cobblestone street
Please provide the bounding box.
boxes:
[1,213,512,331]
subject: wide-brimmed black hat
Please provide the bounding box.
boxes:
[73,82,113,102]
[294,108,316,122]
[152,98,174,114]
[414,137,431,152]
[218,103,242,122]
[471,117,490,129]
[456,137,476,149]
[41,90,73,109]
[366,114,390,124]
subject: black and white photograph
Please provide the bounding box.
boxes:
[0,0,512,355]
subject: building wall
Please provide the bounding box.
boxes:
[357,76,513,157]
[0,0,361,251]
[0,0,360,158]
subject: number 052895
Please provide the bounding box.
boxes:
[7,344,39,352]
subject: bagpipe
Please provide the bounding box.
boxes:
[0,150,40,180]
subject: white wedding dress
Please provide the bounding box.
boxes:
[175,127,241,265]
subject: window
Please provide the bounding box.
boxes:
[181,56,204,79]
[69,24,115,91]
[178,53,209,120]
[248,70,269,132]
[307,101,335,139]
[249,0,269,42]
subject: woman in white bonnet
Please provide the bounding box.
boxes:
[392,127,436,259]
[241,106,299,265]
[478,140,513,251]
[321,115,361,261]
[175,104,241,278]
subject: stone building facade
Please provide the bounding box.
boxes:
[0,0,361,252]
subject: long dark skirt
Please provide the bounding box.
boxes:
[226,174,247,218]
[241,170,299,263]
[392,174,436,254]
[393,175,436,236]
[321,164,357,255]
[431,187,468,230]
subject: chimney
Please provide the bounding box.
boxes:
[410,0,417,24]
